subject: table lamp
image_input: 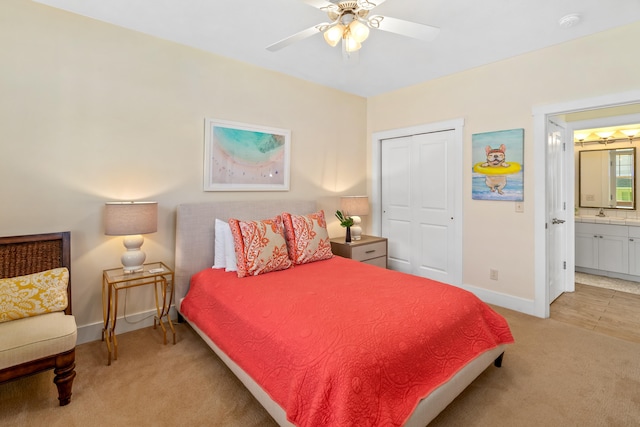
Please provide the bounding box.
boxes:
[105,201,158,273]
[340,196,369,241]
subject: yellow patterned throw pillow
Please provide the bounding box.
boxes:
[0,267,69,323]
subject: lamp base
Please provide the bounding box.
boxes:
[351,216,362,241]
[121,235,146,274]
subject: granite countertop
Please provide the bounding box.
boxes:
[575,216,640,226]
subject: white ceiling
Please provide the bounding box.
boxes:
[34,0,640,98]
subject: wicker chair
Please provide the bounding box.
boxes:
[0,232,77,406]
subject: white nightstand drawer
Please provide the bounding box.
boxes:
[351,241,387,262]
[330,235,388,268]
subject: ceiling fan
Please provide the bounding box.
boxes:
[266,0,440,54]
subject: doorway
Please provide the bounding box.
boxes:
[534,90,640,318]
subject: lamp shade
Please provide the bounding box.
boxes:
[105,202,158,236]
[340,196,369,216]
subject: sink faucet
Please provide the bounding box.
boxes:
[596,208,606,217]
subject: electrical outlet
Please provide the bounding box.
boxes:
[489,269,499,280]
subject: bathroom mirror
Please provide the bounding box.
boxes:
[579,147,635,209]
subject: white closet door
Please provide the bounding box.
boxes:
[381,130,456,284]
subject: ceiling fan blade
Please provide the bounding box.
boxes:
[371,15,440,42]
[266,25,324,52]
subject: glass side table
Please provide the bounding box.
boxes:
[102,261,175,365]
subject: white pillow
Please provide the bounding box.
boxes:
[213,219,227,269]
[222,221,237,272]
[212,219,238,272]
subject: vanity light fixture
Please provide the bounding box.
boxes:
[574,126,640,146]
[596,131,614,145]
[574,133,588,147]
[621,129,639,144]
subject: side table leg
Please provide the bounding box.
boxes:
[102,278,113,366]
[167,315,176,345]
[154,278,168,344]
[112,288,119,360]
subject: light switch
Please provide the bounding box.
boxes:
[515,202,524,213]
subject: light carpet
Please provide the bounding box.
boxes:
[1,307,639,426]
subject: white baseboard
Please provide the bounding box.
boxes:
[461,283,537,317]
[76,306,178,345]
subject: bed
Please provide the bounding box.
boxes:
[175,200,513,426]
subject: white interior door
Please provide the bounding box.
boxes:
[547,119,568,303]
[381,130,457,284]
[381,136,412,273]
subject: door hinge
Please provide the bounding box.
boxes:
[563,261,566,270]
[563,142,566,151]
[563,202,566,211]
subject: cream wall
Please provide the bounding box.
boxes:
[3,0,640,342]
[0,0,367,341]
[367,21,640,303]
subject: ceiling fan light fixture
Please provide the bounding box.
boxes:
[324,24,345,47]
[349,19,370,43]
[343,35,362,52]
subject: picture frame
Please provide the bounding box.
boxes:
[204,118,291,191]
[471,128,524,201]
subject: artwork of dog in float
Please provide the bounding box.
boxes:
[472,128,524,201]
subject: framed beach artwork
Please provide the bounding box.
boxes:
[204,118,291,191]
[472,128,524,201]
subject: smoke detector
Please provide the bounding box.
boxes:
[559,14,581,29]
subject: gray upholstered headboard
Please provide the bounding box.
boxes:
[174,200,317,306]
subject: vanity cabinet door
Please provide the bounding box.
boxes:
[575,223,628,274]
[598,234,628,274]
[575,230,598,269]
[628,227,640,276]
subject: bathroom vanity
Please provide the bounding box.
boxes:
[575,218,640,281]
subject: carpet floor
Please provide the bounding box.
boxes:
[1,306,639,426]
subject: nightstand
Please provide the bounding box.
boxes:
[102,262,175,365]
[330,235,387,268]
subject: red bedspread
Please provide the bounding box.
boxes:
[181,256,513,426]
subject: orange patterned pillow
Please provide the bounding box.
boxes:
[282,210,333,265]
[229,216,293,278]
